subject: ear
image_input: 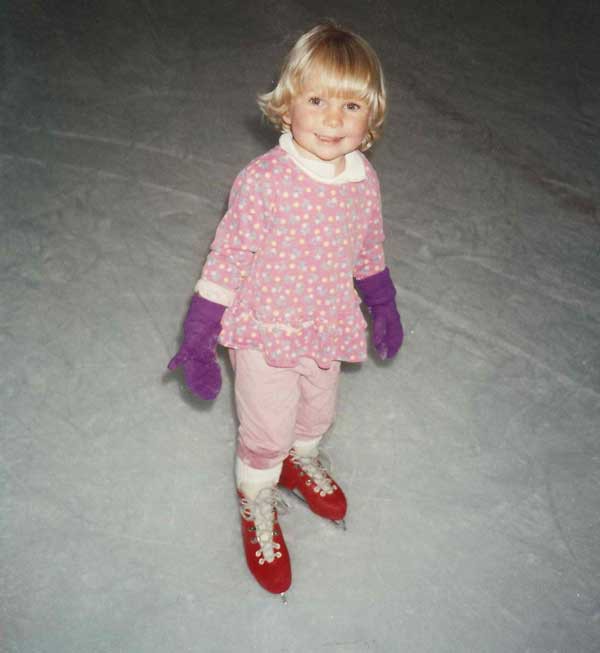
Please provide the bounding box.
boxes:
[282,112,291,127]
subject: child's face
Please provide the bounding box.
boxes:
[283,74,370,174]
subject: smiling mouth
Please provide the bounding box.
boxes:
[316,134,343,143]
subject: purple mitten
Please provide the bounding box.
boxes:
[168,294,227,400]
[355,267,403,359]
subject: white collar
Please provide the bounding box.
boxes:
[278,132,366,184]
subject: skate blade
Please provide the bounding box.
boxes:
[280,592,288,605]
[283,487,347,530]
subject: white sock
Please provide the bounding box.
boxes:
[291,435,322,459]
[235,457,283,500]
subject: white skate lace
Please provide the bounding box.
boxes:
[239,487,287,565]
[290,450,336,497]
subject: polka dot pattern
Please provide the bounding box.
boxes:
[202,146,386,368]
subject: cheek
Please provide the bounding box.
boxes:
[287,109,307,131]
[352,116,370,137]
[296,109,315,128]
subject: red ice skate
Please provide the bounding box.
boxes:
[238,487,291,599]
[279,450,347,527]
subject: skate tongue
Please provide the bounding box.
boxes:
[241,487,287,564]
[291,451,336,495]
[239,483,267,500]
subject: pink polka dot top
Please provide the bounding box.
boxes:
[201,143,387,368]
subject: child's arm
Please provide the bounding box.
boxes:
[168,167,264,399]
[198,167,264,301]
[353,170,403,360]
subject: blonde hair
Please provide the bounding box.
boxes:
[258,21,386,151]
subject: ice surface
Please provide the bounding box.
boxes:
[1,2,599,652]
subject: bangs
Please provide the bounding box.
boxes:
[292,39,381,105]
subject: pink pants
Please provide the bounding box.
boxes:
[230,349,341,469]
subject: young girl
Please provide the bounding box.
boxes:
[168,22,403,599]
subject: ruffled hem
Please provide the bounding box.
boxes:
[218,305,368,369]
[220,341,367,369]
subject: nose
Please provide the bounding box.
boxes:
[323,105,343,128]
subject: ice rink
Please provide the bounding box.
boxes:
[2,2,599,651]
